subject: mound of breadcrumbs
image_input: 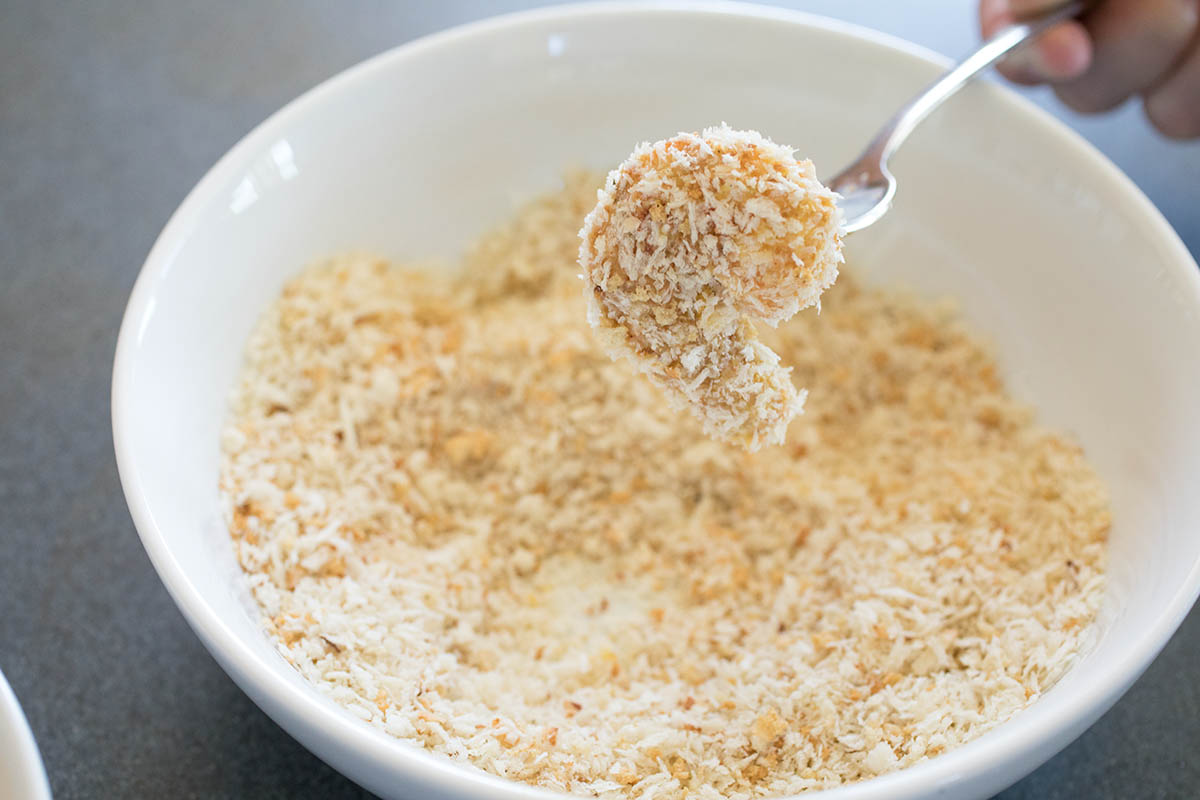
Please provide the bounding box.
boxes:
[221,172,1109,799]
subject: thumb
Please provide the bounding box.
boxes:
[980,0,1093,84]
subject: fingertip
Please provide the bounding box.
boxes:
[1035,21,1092,80]
[1145,92,1200,140]
[979,0,1011,38]
[1000,21,1091,87]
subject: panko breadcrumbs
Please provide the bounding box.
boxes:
[579,126,843,451]
[221,171,1109,800]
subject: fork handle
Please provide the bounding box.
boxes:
[863,0,1088,169]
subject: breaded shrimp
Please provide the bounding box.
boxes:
[579,125,843,450]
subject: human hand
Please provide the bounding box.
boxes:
[980,0,1200,138]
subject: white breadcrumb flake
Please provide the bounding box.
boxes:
[579,125,844,451]
[221,172,1110,800]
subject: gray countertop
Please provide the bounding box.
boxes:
[1,1,1197,798]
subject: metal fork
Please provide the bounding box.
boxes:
[829,0,1088,233]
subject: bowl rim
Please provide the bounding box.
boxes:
[112,2,1200,798]
[0,668,52,800]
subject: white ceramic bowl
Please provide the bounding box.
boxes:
[112,3,1200,798]
[0,670,52,800]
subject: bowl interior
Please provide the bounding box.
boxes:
[114,5,1200,799]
